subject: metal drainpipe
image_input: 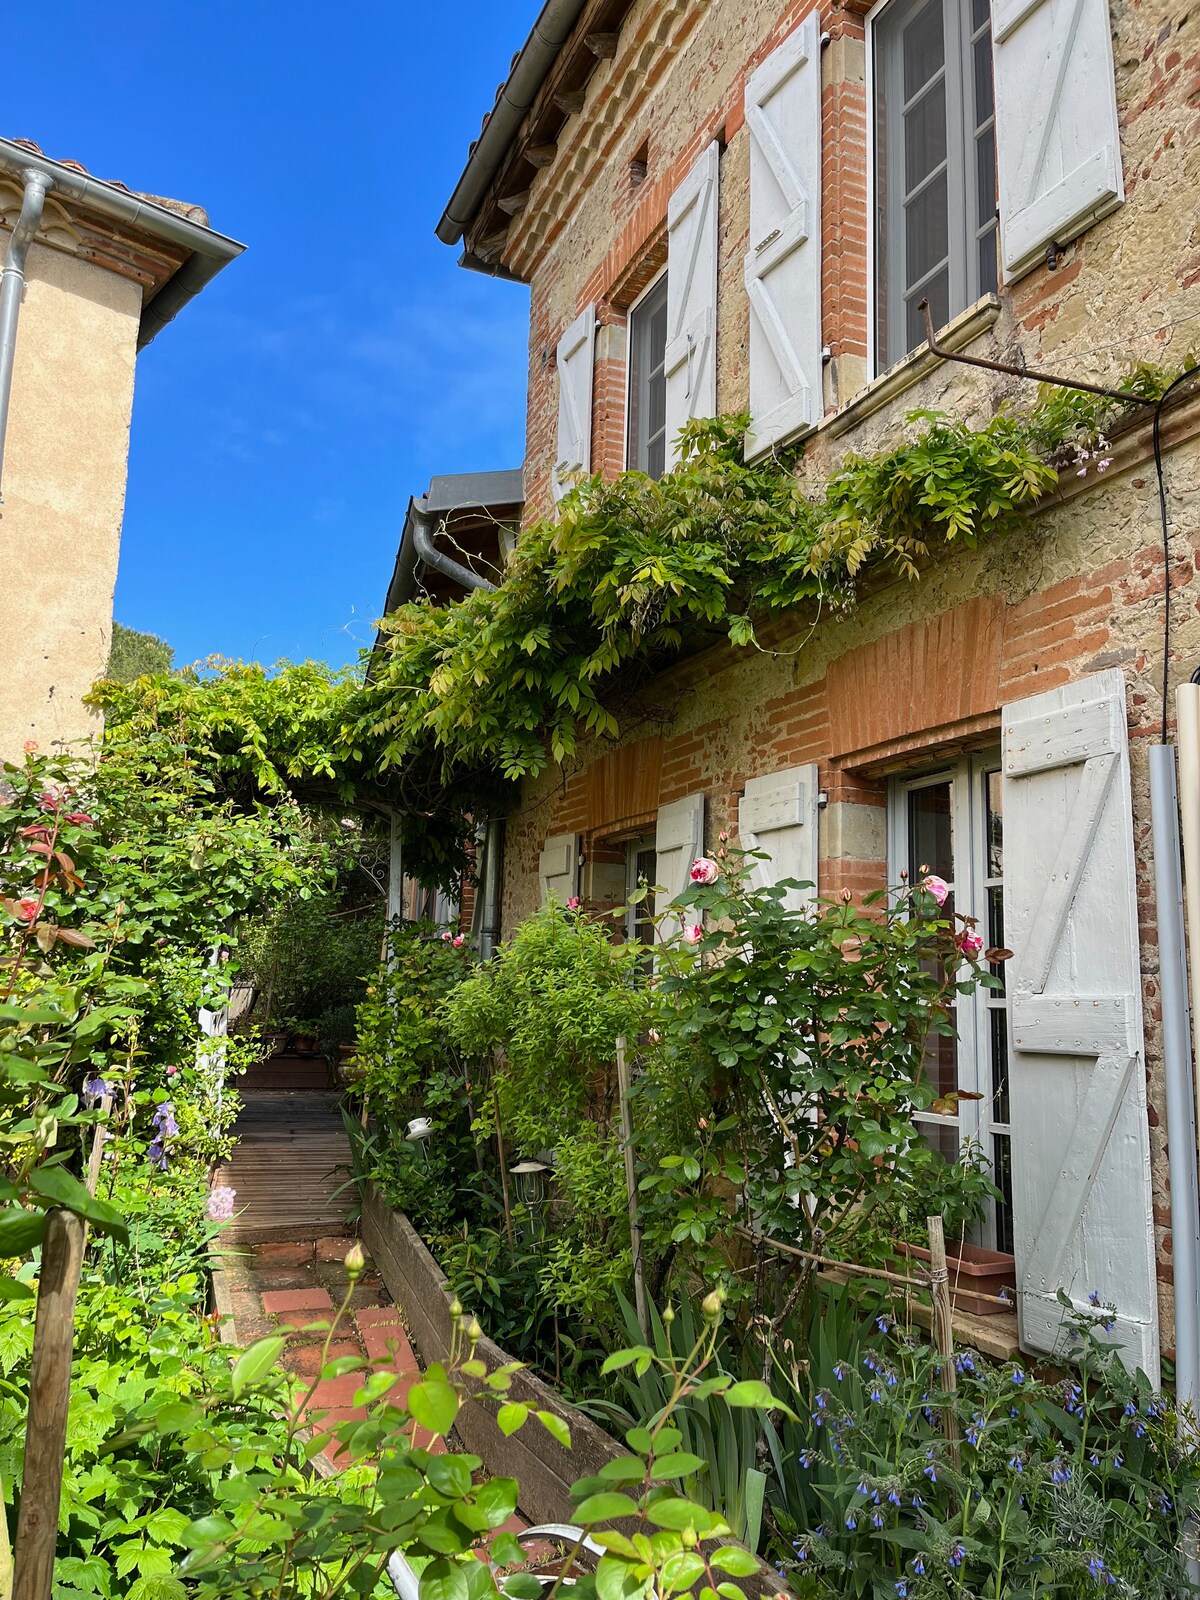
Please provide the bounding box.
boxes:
[411,502,497,593]
[0,170,53,505]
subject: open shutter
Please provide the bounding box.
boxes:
[992,0,1124,281]
[1002,669,1158,1376]
[655,793,705,944]
[743,14,822,461]
[553,305,596,502]
[664,141,720,466]
[737,764,819,913]
[538,832,580,906]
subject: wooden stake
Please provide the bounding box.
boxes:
[85,1095,111,1198]
[13,1208,87,1600]
[927,1215,961,1470]
[493,1087,515,1251]
[616,1036,649,1340]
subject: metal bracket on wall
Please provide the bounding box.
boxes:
[917,298,1156,408]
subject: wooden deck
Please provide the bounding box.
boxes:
[216,1091,356,1244]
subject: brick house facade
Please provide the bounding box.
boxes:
[432,0,1200,1370]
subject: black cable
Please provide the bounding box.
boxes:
[1155,366,1200,745]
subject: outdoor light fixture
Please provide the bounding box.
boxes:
[509,1159,550,1208]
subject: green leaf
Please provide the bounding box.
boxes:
[575,1492,640,1524]
[536,1409,571,1449]
[420,1559,469,1600]
[646,1452,706,1481]
[230,1335,285,1399]
[408,1378,460,1436]
[0,1274,33,1301]
[660,1552,706,1593]
[474,1477,519,1529]
[496,1402,528,1436]
[601,1346,654,1375]
[722,1380,775,1410]
[709,1547,759,1577]
[501,1576,544,1600]
[0,1206,45,1258]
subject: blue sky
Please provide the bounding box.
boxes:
[6,2,534,669]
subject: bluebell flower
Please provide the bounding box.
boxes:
[1008,1454,1023,1473]
[833,1361,849,1381]
[1113,1452,1124,1468]
[877,1315,892,1333]
[888,1489,901,1506]
[895,1583,908,1598]
[885,1369,898,1387]
[869,1386,883,1403]
[966,1415,984,1446]
[845,1512,857,1530]
[798,1449,815,1468]
[831,1440,843,1460]
[955,1352,975,1375]
[1089,1451,1100,1466]
[1088,1556,1107,1581]
[147,1138,168,1170]
[1124,1400,1137,1417]
[923,1462,937,1482]
[1011,1367,1025,1385]
[912,1557,926,1576]
[1103,1319,1116,1333]
[1135,1422,1146,1438]
[911,1494,923,1510]
[949,1543,965,1568]
[83,1076,111,1102]
[810,1411,824,1428]
[856,1479,870,1496]
[815,1391,828,1409]
[1050,1458,1071,1484]
[864,1355,878,1372]
[1089,1290,1101,1307]
[871,1510,884,1529]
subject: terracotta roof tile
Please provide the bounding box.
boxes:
[5,137,210,228]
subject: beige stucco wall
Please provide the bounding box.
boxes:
[0,240,141,757]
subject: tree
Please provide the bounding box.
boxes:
[106,621,173,683]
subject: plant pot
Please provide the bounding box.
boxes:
[291,1032,317,1055]
[262,1029,287,1057]
[338,1045,364,1084]
[899,1240,1016,1317]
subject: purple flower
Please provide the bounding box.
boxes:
[912,1557,926,1576]
[1011,1367,1025,1385]
[206,1186,237,1222]
[83,1076,111,1103]
[1009,1454,1023,1473]
[1089,1290,1101,1307]
[1050,1459,1071,1484]
[833,1361,849,1381]
[845,1512,857,1529]
[151,1101,179,1138]
[147,1139,168,1171]
[949,1543,965,1569]
[798,1449,815,1468]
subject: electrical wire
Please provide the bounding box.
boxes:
[1155,365,1200,745]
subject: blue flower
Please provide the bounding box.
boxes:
[955,1352,975,1375]
[949,1543,965,1568]
[856,1479,870,1496]
[912,1557,926,1576]
[1011,1367,1025,1385]
[833,1361,849,1381]
[798,1450,815,1468]
[815,1391,827,1409]
[887,1489,901,1506]
[864,1355,878,1372]
[83,1076,111,1102]
[1124,1400,1137,1417]
[877,1315,892,1333]
[147,1138,168,1171]
[810,1412,824,1428]
[1050,1458,1071,1484]
[885,1369,898,1387]
[1088,1556,1107,1582]
[911,1494,923,1510]
[845,1512,857,1530]
[923,1463,937,1482]
[869,1386,883,1403]
[1008,1454,1023,1473]
[1103,1319,1116,1333]
[1089,1290,1101,1307]
[1113,1453,1124,1469]
[895,1583,908,1598]
[871,1511,884,1529]
[965,1415,984,1447]
[1089,1451,1100,1466]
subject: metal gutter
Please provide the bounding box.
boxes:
[0,169,51,503]
[435,0,590,246]
[0,137,245,348]
[411,501,498,593]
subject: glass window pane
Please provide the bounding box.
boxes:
[908,781,953,884]
[990,1005,1010,1125]
[972,0,990,32]
[992,1133,1014,1253]
[903,0,945,100]
[906,270,948,352]
[906,169,949,285]
[973,33,994,123]
[985,768,1003,878]
[904,79,947,191]
[628,277,669,479]
[979,228,998,297]
[976,125,996,227]
[908,783,953,886]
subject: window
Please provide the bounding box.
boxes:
[626,274,669,479]
[625,835,657,951]
[873,0,998,369]
[889,754,1012,1252]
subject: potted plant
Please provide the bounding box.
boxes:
[286,1018,320,1055]
[888,1137,1015,1316]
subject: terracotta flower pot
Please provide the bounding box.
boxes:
[291,1032,317,1055]
[900,1240,1016,1317]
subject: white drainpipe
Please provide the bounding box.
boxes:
[0,169,53,505]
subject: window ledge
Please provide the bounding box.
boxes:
[823,295,1003,441]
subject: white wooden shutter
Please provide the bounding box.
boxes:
[538,832,580,905]
[992,0,1124,281]
[743,14,822,461]
[737,764,819,913]
[553,305,596,502]
[664,141,720,467]
[655,793,705,944]
[1003,669,1159,1376]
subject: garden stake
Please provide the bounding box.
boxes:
[927,1215,961,1471]
[493,1083,515,1249]
[616,1035,649,1340]
[12,1207,87,1600]
[85,1094,112,1197]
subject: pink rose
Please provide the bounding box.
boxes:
[718,831,729,843]
[440,931,452,942]
[452,934,465,948]
[22,741,37,754]
[921,874,950,906]
[689,857,719,885]
[957,930,984,960]
[14,898,38,924]
[683,923,704,944]
[566,895,581,910]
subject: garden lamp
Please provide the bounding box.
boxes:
[509,1159,550,1209]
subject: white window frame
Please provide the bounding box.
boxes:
[623,269,669,477]
[887,750,1011,1250]
[866,0,998,375]
[624,834,658,947]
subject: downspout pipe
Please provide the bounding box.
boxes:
[0,169,52,504]
[411,502,497,593]
[1148,742,1200,1591]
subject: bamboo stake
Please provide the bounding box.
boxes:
[85,1095,111,1198]
[493,1087,515,1250]
[927,1215,961,1470]
[615,1036,649,1340]
[12,1207,87,1600]
[734,1223,1013,1306]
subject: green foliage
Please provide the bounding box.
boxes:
[537,1124,631,1335]
[636,848,999,1288]
[106,623,174,685]
[352,922,474,1132]
[770,1287,1199,1598]
[442,900,652,1154]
